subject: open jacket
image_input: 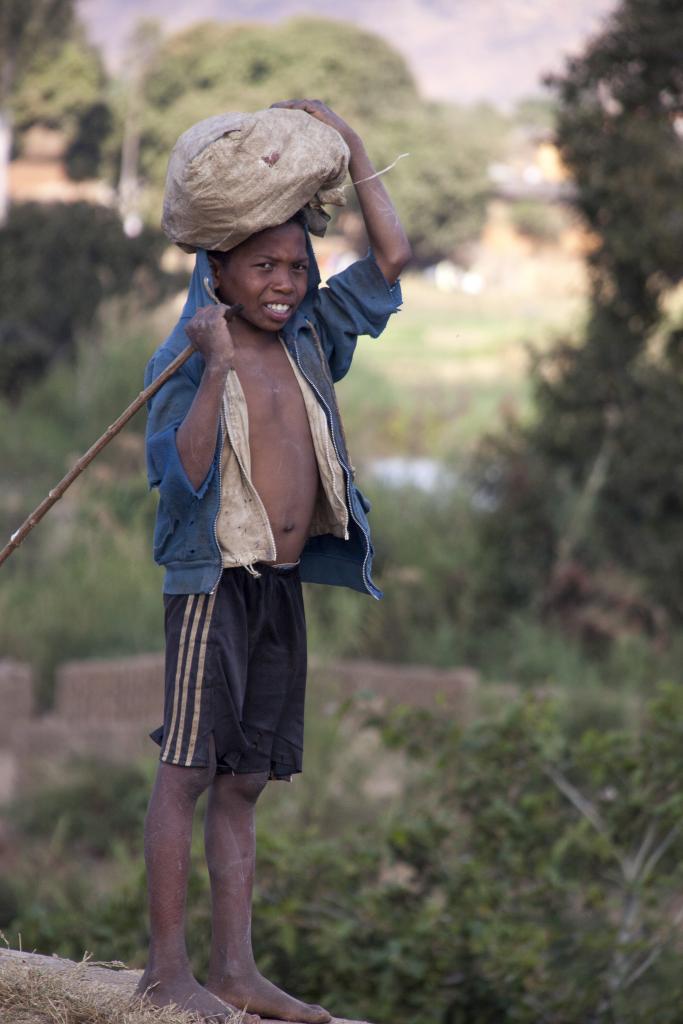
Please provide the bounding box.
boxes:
[145,236,402,599]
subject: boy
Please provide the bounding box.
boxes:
[138,98,411,1022]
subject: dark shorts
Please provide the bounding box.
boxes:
[150,562,306,781]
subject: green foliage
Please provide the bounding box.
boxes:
[549,0,683,298]
[361,102,494,264]
[376,686,683,1022]
[0,300,167,701]
[140,17,417,152]
[13,30,108,149]
[0,527,163,706]
[0,0,75,107]
[533,351,683,617]
[133,17,497,263]
[540,0,683,446]
[9,17,118,182]
[306,480,514,666]
[8,686,683,1022]
[480,0,683,623]
[10,759,150,857]
[0,202,180,397]
[64,100,114,180]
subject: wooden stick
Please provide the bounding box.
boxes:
[0,303,242,568]
[0,344,192,567]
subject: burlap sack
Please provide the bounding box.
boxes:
[161,107,350,253]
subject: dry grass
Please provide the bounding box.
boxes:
[0,951,242,1024]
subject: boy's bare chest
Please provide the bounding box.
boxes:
[231,343,311,440]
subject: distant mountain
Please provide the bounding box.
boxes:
[76,0,618,108]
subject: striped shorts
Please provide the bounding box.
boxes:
[150,562,306,780]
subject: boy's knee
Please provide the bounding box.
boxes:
[227,771,269,804]
[189,761,217,797]
[159,758,216,800]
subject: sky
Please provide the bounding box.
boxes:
[77,0,619,109]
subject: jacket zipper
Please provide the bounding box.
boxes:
[202,277,229,595]
[209,417,225,594]
[292,333,377,597]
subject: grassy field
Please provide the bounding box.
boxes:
[337,257,588,459]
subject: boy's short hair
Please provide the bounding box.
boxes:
[208,210,307,265]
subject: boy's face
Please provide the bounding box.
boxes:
[210,222,309,333]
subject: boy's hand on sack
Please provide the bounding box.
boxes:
[270,99,358,146]
[185,303,241,370]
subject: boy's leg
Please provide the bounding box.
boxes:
[204,772,331,1023]
[136,757,258,1023]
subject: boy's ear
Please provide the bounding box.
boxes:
[206,253,221,284]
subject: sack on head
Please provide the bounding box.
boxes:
[162,107,350,253]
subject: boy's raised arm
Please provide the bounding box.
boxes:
[270,99,412,285]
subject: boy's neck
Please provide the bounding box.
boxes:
[230,317,280,351]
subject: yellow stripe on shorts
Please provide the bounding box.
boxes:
[184,589,217,765]
[162,594,200,763]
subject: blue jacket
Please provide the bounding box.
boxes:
[145,235,403,598]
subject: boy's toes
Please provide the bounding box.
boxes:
[307,1004,332,1023]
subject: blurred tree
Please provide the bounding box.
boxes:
[481,0,683,621]
[542,0,683,386]
[133,16,499,263]
[13,26,113,181]
[0,0,75,222]
[0,202,179,399]
[64,100,113,181]
[363,101,497,264]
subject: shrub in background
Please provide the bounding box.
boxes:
[0,202,181,398]
[483,0,683,627]
[7,685,683,1024]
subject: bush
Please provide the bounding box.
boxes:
[0,300,168,704]
[480,343,683,627]
[8,685,683,1023]
[10,759,150,858]
[0,202,181,398]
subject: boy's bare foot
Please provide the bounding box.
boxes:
[207,969,331,1023]
[136,972,260,1023]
